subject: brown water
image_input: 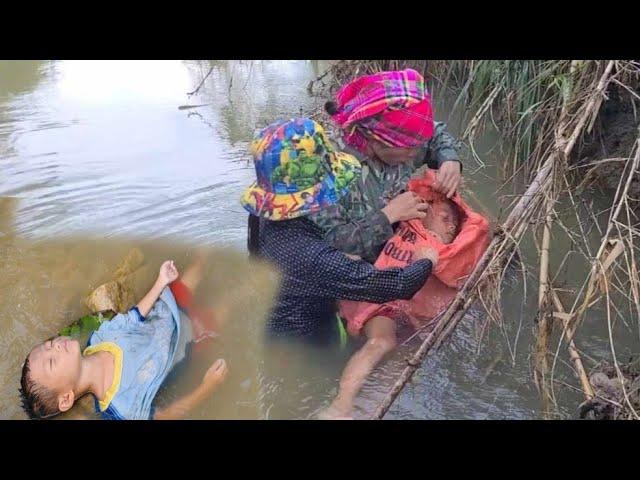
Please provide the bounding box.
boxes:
[1,60,635,420]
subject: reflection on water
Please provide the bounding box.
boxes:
[1,60,632,420]
[0,60,324,245]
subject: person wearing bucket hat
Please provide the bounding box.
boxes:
[241,118,439,344]
[241,117,361,221]
[310,68,463,264]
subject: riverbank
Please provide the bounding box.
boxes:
[315,60,640,419]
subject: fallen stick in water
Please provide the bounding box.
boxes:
[178,103,212,110]
[550,288,594,401]
[370,61,616,420]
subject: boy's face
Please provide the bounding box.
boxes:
[422,200,460,244]
[27,336,82,404]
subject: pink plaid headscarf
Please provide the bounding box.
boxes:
[326,69,434,154]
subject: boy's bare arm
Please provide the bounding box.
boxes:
[153,384,210,420]
[136,261,179,318]
[154,359,228,420]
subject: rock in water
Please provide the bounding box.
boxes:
[84,248,145,314]
[84,280,122,313]
[85,280,135,313]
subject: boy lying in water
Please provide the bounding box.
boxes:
[19,256,228,420]
[319,171,489,420]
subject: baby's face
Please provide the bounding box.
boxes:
[422,201,460,244]
[27,336,82,398]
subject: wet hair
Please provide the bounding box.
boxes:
[19,353,60,419]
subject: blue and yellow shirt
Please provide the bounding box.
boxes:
[85,287,192,420]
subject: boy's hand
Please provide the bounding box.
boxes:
[158,260,179,286]
[201,359,228,392]
[154,358,228,420]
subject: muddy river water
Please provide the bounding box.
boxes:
[1,60,632,419]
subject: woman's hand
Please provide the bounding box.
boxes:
[382,192,429,223]
[434,161,462,199]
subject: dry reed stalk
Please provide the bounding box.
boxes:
[534,195,555,417]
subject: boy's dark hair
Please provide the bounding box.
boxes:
[19,355,60,419]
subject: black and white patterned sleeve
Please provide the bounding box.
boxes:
[309,245,432,303]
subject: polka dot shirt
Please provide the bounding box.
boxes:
[257,216,432,341]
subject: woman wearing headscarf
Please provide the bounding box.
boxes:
[311,68,463,263]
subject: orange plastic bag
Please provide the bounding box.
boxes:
[339,170,491,336]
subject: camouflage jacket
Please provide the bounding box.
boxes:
[309,121,462,263]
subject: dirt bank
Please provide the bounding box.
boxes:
[574,84,640,198]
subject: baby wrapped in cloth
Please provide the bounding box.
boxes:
[319,169,491,419]
[340,169,491,335]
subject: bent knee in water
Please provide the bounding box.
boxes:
[366,334,397,353]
